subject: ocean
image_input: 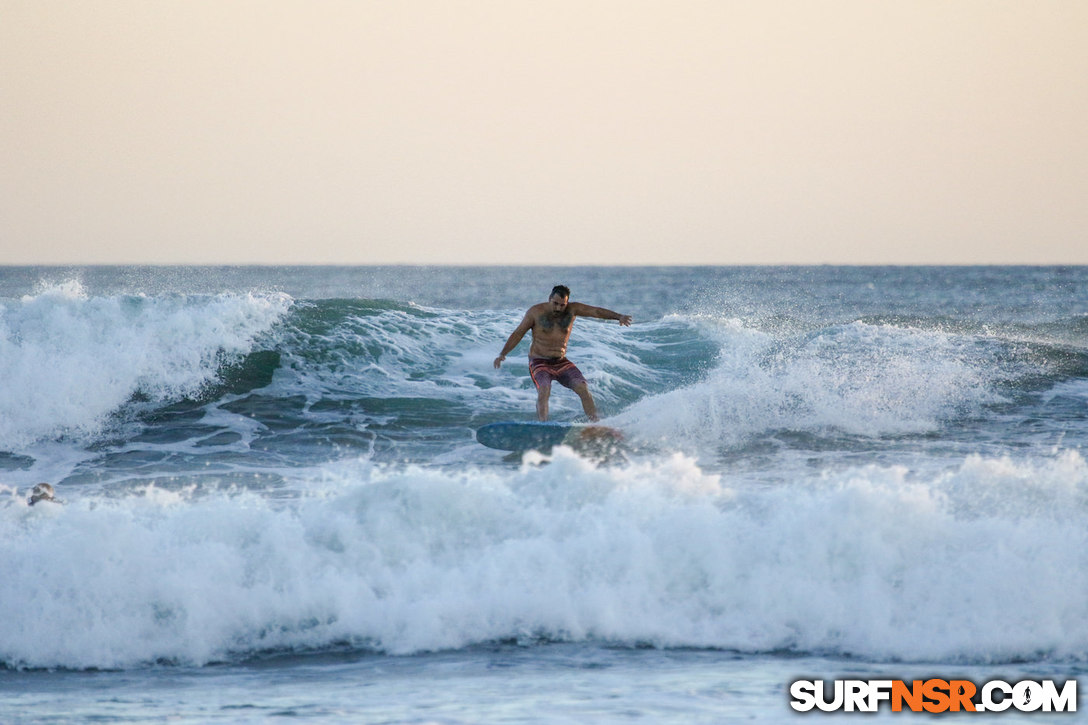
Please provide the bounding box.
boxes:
[1,265,1086,722]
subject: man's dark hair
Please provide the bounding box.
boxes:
[550,284,571,300]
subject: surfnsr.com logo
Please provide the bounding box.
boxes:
[789,679,1077,713]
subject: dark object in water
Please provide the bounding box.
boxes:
[28,483,57,506]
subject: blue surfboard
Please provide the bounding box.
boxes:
[475,421,622,452]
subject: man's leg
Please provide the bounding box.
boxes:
[536,384,551,421]
[572,382,599,422]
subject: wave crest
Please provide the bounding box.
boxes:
[3,449,1086,669]
[0,286,291,449]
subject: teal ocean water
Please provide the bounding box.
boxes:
[2,266,1087,722]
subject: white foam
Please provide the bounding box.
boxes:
[0,283,291,449]
[3,448,1087,669]
[614,319,1006,452]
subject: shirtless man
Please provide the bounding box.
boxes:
[494,285,632,422]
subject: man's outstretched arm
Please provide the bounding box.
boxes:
[570,302,632,326]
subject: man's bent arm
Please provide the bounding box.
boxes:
[494,312,534,368]
[570,303,633,326]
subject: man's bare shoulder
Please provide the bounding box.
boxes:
[515,303,547,329]
[566,301,592,315]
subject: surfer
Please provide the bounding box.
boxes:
[27,483,58,506]
[494,285,632,422]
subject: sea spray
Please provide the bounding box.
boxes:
[0,285,291,449]
[3,448,1087,669]
[616,318,1012,453]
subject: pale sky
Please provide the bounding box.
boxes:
[2,0,1086,265]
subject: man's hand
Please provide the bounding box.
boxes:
[618,315,632,326]
[493,355,505,369]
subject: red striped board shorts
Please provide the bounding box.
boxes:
[529,357,587,391]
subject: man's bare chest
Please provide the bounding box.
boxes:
[535,312,574,336]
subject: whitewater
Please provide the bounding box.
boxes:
[1,266,1086,722]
